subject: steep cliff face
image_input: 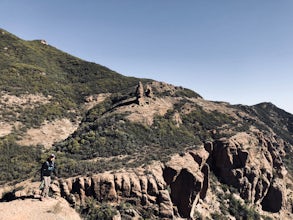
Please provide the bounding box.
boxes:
[205,132,293,218]
[5,132,292,219]
[1,148,209,219]
[56,149,210,219]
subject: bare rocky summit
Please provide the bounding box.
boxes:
[0,197,81,220]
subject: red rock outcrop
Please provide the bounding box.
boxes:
[54,149,209,219]
[206,132,289,213]
[135,81,145,105]
[7,148,204,218]
[4,132,292,219]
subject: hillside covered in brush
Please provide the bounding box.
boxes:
[0,29,292,219]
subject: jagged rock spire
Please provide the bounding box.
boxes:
[135,82,154,105]
[135,81,145,105]
[145,84,154,98]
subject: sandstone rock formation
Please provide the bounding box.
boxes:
[135,81,145,105]
[3,147,210,219]
[172,110,182,127]
[145,84,154,98]
[55,148,211,219]
[3,132,293,219]
[135,82,155,106]
[205,132,291,214]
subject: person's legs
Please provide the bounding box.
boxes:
[41,176,51,199]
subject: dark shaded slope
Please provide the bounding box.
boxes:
[253,102,293,137]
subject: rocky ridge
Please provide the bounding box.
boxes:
[4,131,292,219]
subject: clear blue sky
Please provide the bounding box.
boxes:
[1,0,292,113]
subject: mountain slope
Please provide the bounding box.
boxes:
[0,29,292,219]
[0,28,152,127]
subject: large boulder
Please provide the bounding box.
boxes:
[164,148,209,218]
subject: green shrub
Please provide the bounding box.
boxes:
[81,198,117,220]
[0,136,42,184]
[224,193,262,220]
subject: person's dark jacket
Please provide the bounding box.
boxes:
[41,160,57,180]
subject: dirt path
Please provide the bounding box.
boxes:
[0,197,81,220]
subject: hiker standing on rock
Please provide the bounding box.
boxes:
[40,154,57,201]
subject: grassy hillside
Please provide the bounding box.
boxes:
[0,28,292,187]
[0,29,293,220]
[0,28,149,126]
[54,96,236,176]
[0,29,203,183]
[0,28,145,184]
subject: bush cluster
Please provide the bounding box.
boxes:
[80,198,117,220]
[0,136,42,184]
